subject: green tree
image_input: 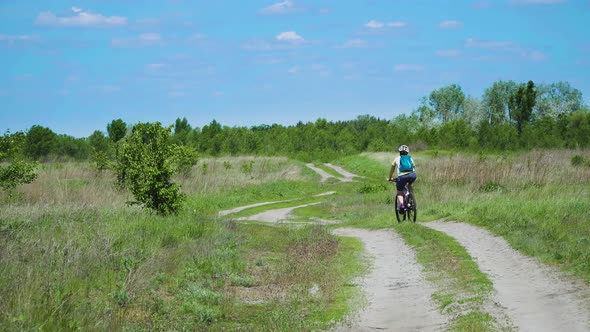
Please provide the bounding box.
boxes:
[509,81,537,135]
[201,120,223,155]
[482,80,518,125]
[429,84,465,123]
[412,98,436,128]
[462,96,484,128]
[535,81,583,118]
[88,131,112,172]
[173,117,192,145]
[54,134,91,160]
[107,119,127,143]
[24,125,57,160]
[115,122,185,215]
[568,110,590,148]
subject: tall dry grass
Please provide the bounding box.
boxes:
[178,156,307,194]
[0,157,308,212]
[365,150,590,191]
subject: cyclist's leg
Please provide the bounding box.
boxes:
[396,190,404,208]
[397,175,408,208]
[406,173,417,194]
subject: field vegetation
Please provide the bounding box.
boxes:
[0,157,363,331]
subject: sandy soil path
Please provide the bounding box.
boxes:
[218,191,336,216]
[332,228,447,331]
[305,163,362,183]
[425,220,590,332]
[306,163,335,183]
[324,163,362,182]
[235,202,324,223]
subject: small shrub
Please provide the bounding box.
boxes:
[91,150,110,173]
[223,160,232,170]
[240,160,254,175]
[172,145,199,177]
[0,160,38,195]
[115,122,185,215]
[230,274,255,287]
[358,183,387,194]
[571,154,588,167]
[479,181,503,193]
[0,131,38,197]
[201,162,209,175]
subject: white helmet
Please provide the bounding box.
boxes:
[398,145,409,153]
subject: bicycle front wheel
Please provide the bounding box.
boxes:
[395,206,402,223]
[407,193,417,223]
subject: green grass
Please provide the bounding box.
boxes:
[0,157,366,331]
[314,163,344,179]
[395,223,502,331]
[344,151,590,283]
[314,181,504,330]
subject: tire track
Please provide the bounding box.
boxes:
[332,228,447,331]
[425,220,590,332]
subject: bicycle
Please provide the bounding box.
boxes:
[389,178,417,223]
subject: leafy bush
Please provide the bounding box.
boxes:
[0,131,38,196]
[115,122,185,215]
[479,181,504,193]
[0,160,38,194]
[358,183,387,194]
[171,145,199,177]
[571,154,589,167]
[240,160,254,175]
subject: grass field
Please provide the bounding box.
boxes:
[2,150,589,331]
[0,156,362,331]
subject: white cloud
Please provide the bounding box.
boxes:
[0,34,37,42]
[394,64,425,72]
[509,0,567,4]
[438,20,464,29]
[139,33,161,42]
[338,39,369,49]
[466,38,547,61]
[365,20,384,29]
[260,1,301,15]
[365,20,406,29]
[242,39,274,51]
[287,64,330,76]
[528,50,547,61]
[436,49,461,57]
[387,21,406,28]
[35,8,127,27]
[466,38,515,49]
[112,33,162,47]
[276,31,304,43]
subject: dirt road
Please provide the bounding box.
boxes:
[221,163,590,331]
[425,220,590,332]
[332,228,447,331]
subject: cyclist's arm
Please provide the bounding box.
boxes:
[388,164,396,180]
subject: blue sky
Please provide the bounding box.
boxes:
[1,0,589,137]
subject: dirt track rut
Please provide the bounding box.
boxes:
[332,228,446,331]
[221,163,590,331]
[426,220,590,332]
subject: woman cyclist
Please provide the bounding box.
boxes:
[388,145,416,212]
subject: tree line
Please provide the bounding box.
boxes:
[3,80,590,164]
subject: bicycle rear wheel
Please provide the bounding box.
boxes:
[407,193,417,223]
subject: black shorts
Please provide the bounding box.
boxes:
[397,172,416,191]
